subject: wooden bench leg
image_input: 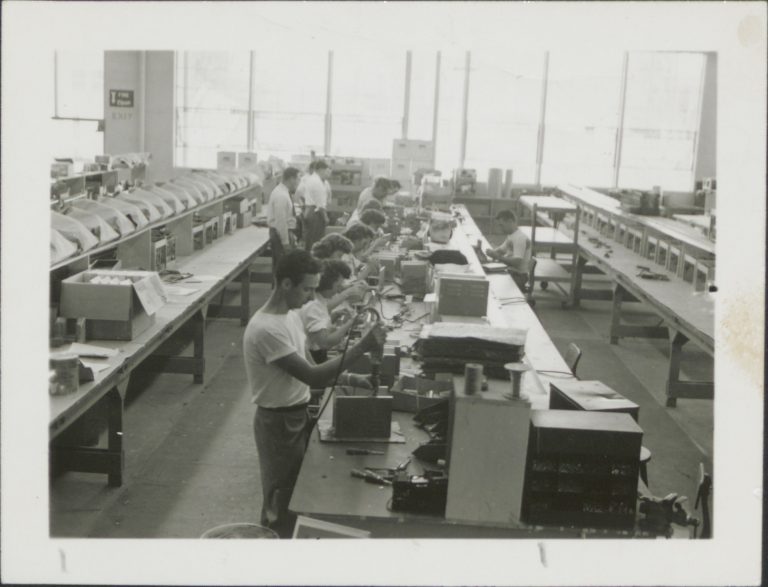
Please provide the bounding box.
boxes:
[240,266,251,326]
[665,328,714,407]
[609,283,625,344]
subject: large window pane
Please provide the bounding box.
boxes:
[619,52,705,191]
[175,52,250,168]
[55,51,104,119]
[331,50,405,158]
[433,51,466,176]
[407,51,437,142]
[465,49,544,185]
[540,50,623,188]
[252,47,326,160]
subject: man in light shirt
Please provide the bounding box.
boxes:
[302,160,331,251]
[485,209,533,292]
[266,167,300,276]
[243,250,385,537]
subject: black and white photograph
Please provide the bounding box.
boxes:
[1,2,765,585]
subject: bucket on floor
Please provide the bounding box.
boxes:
[200,523,278,539]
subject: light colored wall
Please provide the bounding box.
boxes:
[104,51,175,182]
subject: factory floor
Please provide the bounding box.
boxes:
[50,279,714,538]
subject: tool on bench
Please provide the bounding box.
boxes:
[636,265,670,281]
[346,448,384,456]
[350,468,392,485]
[364,457,412,481]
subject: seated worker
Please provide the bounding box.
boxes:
[299,260,358,364]
[244,250,386,538]
[310,232,354,261]
[341,223,376,280]
[346,177,391,227]
[485,209,532,292]
[311,232,369,308]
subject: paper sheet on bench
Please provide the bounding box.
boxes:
[67,342,120,358]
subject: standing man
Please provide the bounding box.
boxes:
[266,167,300,276]
[485,209,533,292]
[303,160,331,251]
[243,249,385,538]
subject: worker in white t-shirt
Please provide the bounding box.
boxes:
[243,250,385,537]
[346,177,391,227]
[298,259,357,364]
[265,167,300,275]
[485,209,533,292]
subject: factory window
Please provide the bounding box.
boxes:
[330,49,406,159]
[540,50,624,189]
[618,52,706,191]
[51,51,104,159]
[174,52,250,169]
[407,51,438,144]
[433,50,466,178]
[464,49,545,185]
[251,47,326,162]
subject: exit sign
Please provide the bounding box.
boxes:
[109,89,134,108]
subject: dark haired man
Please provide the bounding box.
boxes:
[303,160,331,251]
[266,166,300,274]
[346,177,390,227]
[243,249,385,537]
[485,209,532,291]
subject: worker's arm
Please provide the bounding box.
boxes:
[326,281,369,311]
[307,314,357,350]
[273,323,386,388]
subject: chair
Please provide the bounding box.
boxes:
[564,342,582,377]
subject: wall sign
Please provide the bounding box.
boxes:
[109,89,134,108]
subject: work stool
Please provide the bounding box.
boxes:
[639,446,652,486]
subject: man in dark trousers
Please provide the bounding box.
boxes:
[243,249,386,537]
[265,166,300,276]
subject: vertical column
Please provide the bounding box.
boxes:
[459,51,471,170]
[535,52,550,187]
[247,51,255,152]
[402,51,412,140]
[613,52,629,189]
[431,51,441,170]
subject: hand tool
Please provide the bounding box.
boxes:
[350,469,391,485]
[346,448,385,456]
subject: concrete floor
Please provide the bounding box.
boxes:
[50,279,714,538]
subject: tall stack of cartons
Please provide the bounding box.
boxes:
[391,139,435,193]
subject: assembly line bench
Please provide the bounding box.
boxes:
[49,226,270,486]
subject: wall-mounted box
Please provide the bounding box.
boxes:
[59,270,165,341]
[237,152,258,170]
[436,273,489,317]
[217,151,237,171]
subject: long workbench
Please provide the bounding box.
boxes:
[289,207,654,538]
[50,225,270,486]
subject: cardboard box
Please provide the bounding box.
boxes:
[237,152,258,170]
[59,270,165,341]
[217,151,237,171]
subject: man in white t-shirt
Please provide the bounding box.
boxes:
[346,177,390,227]
[243,249,385,537]
[302,160,331,251]
[265,167,300,275]
[485,209,532,292]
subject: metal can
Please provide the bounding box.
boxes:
[50,353,79,396]
[464,363,483,395]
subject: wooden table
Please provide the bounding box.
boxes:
[49,226,270,486]
[564,220,714,406]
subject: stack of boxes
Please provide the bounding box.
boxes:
[391,139,434,193]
